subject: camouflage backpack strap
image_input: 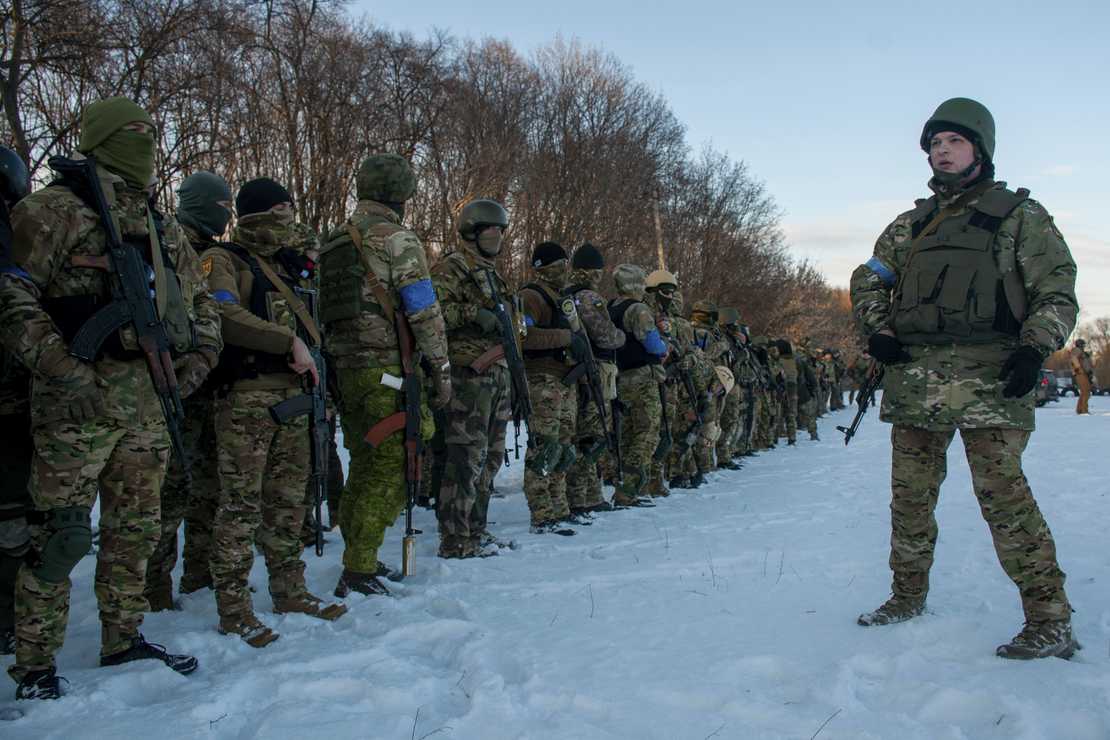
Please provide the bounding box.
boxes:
[345,220,396,325]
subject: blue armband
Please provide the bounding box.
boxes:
[399,279,437,314]
[524,315,535,328]
[212,289,238,304]
[643,329,667,356]
[0,265,33,283]
[865,256,897,288]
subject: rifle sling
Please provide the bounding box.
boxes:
[253,255,322,347]
[345,223,397,325]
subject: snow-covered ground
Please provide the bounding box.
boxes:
[3,394,1109,739]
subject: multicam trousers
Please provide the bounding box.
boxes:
[523,371,576,525]
[888,424,1070,622]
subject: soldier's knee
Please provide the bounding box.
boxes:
[32,506,92,583]
[553,443,578,473]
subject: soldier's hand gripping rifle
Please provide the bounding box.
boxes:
[485,272,532,458]
[561,319,619,478]
[837,362,884,445]
[58,156,189,476]
[268,288,329,556]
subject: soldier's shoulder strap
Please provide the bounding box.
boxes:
[974,185,1030,219]
[344,219,396,325]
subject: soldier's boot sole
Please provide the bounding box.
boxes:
[218,617,280,649]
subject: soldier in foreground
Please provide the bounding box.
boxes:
[320,155,451,593]
[850,97,1079,658]
[207,178,346,647]
[0,98,220,698]
[431,198,515,557]
[0,147,31,656]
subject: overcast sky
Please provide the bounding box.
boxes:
[354,0,1109,321]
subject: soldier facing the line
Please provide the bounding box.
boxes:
[850,97,1079,658]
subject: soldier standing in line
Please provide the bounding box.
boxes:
[851,98,1079,658]
[1069,338,1094,414]
[564,243,626,515]
[319,155,452,594]
[206,178,347,647]
[795,344,821,441]
[720,313,761,460]
[143,171,232,609]
[519,242,590,533]
[775,339,800,446]
[714,308,745,470]
[0,147,31,655]
[644,269,682,497]
[430,198,516,557]
[0,98,219,698]
[609,264,668,506]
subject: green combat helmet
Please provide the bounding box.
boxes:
[920,97,996,163]
[457,198,509,240]
[717,306,740,327]
[691,299,717,322]
[357,153,416,203]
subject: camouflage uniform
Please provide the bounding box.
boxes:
[320,156,449,591]
[850,103,1078,652]
[609,265,668,503]
[564,260,625,512]
[144,218,224,607]
[431,244,513,555]
[776,342,799,445]
[0,157,220,681]
[520,252,578,527]
[795,350,820,440]
[207,203,344,641]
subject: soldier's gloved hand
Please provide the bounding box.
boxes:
[475,308,499,335]
[868,332,912,365]
[428,362,453,410]
[999,345,1043,398]
[175,351,214,399]
[568,333,591,363]
[65,366,105,423]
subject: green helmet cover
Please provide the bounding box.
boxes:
[920,97,996,162]
[357,154,416,203]
[457,198,509,240]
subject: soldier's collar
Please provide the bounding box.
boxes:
[356,199,402,224]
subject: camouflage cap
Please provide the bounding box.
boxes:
[357,153,416,203]
[691,299,717,315]
[613,263,646,296]
[717,306,740,325]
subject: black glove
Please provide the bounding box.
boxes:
[868,332,912,365]
[64,366,105,423]
[475,308,499,335]
[568,333,591,363]
[998,345,1043,398]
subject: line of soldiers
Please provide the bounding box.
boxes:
[0,95,857,704]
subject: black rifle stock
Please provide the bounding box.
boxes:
[57,156,189,476]
[268,287,329,556]
[485,272,531,458]
[837,363,884,445]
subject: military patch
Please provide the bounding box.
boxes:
[202,256,213,276]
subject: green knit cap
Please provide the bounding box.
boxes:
[78,97,155,153]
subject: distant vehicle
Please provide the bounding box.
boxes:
[1057,372,1106,397]
[1036,369,1060,407]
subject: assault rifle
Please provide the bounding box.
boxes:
[268,288,329,556]
[485,272,532,458]
[837,362,884,445]
[364,308,423,578]
[562,328,615,458]
[58,156,189,475]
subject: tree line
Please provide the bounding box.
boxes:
[0,0,853,343]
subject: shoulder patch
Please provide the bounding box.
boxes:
[201,256,214,276]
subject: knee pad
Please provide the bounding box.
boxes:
[33,507,92,584]
[526,435,562,476]
[553,443,578,474]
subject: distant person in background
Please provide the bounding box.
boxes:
[1069,338,1094,414]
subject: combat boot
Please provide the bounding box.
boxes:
[528,521,576,536]
[668,476,690,489]
[334,569,391,597]
[720,460,742,471]
[563,512,593,526]
[996,620,1079,660]
[218,613,279,648]
[580,501,619,513]
[15,668,67,701]
[857,595,926,626]
[809,432,820,441]
[438,536,469,559]
[100,634,199,674]
[272,593,348,621]
[689,471,706,488]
